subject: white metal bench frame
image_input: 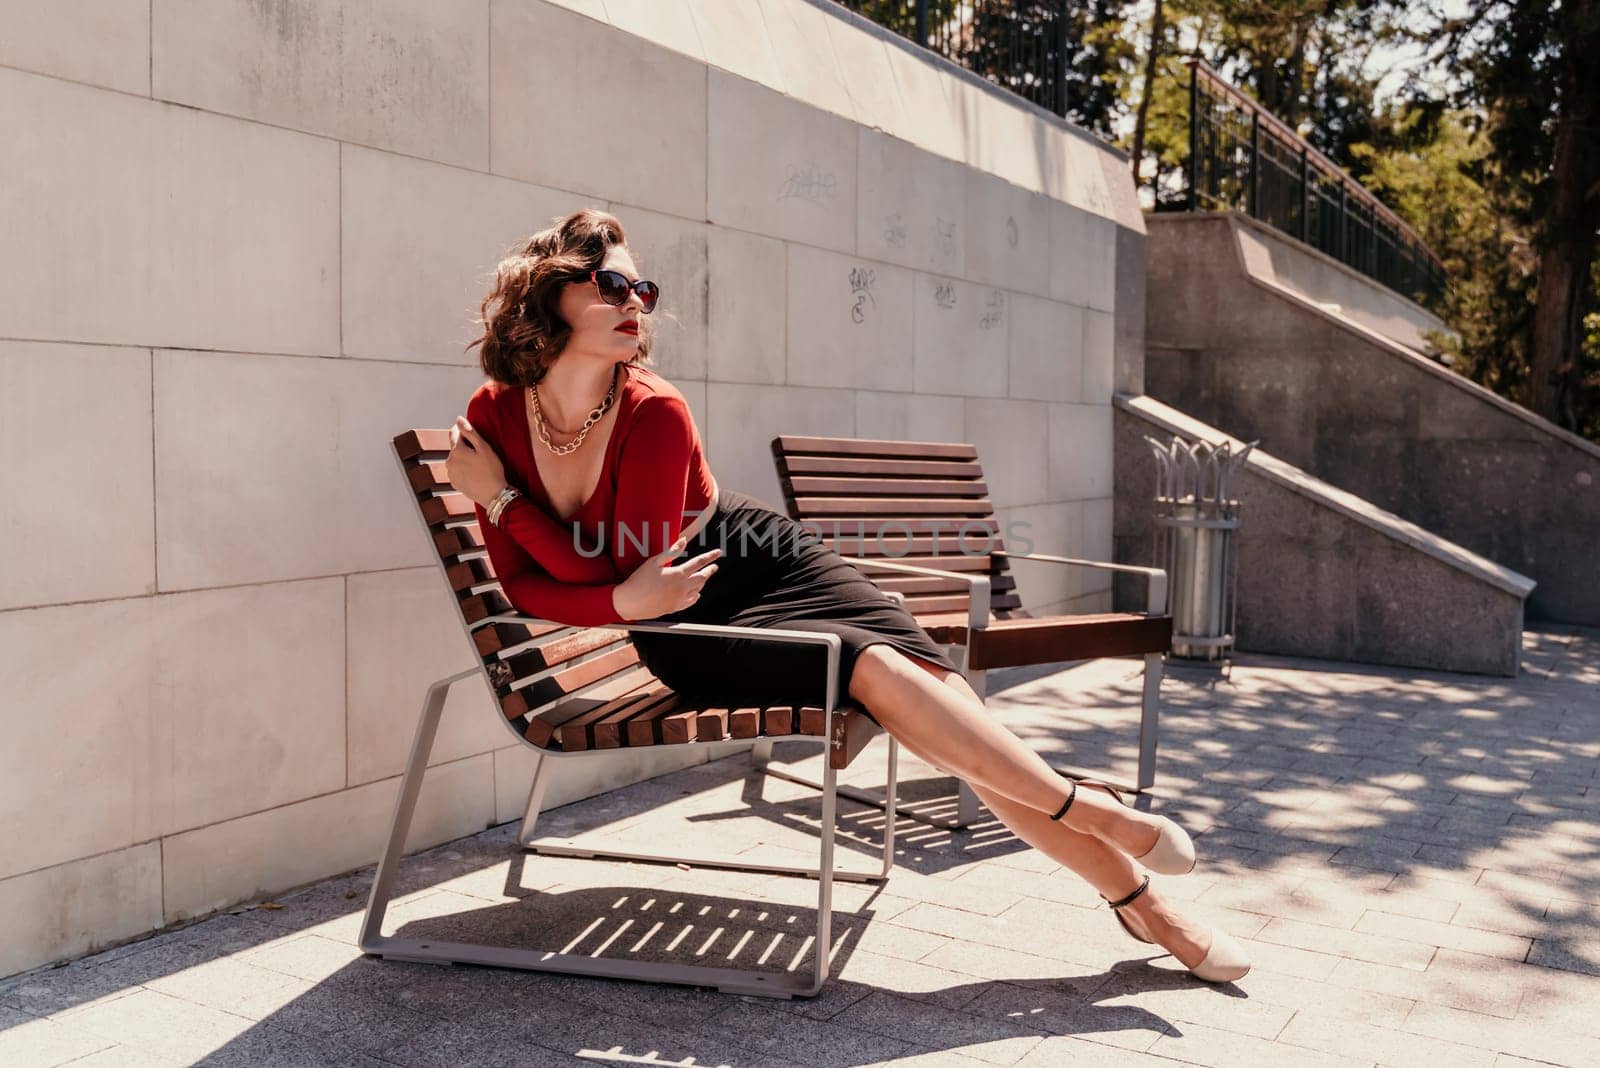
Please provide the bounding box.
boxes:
[360,440,906,999]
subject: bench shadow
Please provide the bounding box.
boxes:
[212,869,1199,1065]
[1,753,1215,1065]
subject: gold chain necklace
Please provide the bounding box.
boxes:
[529,363,620,457]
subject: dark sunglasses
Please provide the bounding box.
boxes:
[589,269,660,314]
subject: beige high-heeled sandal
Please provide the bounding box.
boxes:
[1104,875,1252,983]
[1049,778,1197,876]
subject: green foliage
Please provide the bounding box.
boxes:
[1184,0,1398,164]
[1119,0,1600,441]
[844,1,1600,440]
[1059,1,1142,136]
[1119,1,1409,207]
[1396,0,1600,438]
[840,1,1140,137]
[1350,110,1538,398]
[956,1,1140,136]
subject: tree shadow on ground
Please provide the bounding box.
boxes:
[984,629,1600,978]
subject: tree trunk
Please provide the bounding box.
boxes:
[1131,0,1166,188]
[1528,0,1600,429]
[1279,21,1307,127]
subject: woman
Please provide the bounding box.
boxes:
[446,209,1250,984]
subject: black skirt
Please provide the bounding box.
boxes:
[627,488,962,725]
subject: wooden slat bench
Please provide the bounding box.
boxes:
[772,434,1172,823]
[360,429,907,999]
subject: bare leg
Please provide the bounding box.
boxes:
[846,645,1165,857]
[849,644,1215,969]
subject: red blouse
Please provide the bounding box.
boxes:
[465,363,717,626]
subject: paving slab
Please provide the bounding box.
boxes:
[1,628,1596,1065]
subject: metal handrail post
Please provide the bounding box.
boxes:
[1248,111,1259,219]
[1298,147,1309,242]
[1187,59,1199,212]
[1337,182,1348,264]
[1053,0,1070,117]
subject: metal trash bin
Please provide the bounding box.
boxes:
[1144,434,1256,664]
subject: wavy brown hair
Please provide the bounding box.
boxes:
[468,208,654,388]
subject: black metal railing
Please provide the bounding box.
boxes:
[834,1,1072,118]
[1184,59,1446,307]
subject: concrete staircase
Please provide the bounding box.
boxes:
[1116,393,1534,676]
[1142,212,1600,627]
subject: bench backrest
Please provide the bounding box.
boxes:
[394,429,671,747]
[769,435,1027,623]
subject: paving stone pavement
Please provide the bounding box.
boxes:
[2,626,1596,1066]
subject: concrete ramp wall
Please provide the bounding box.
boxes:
[1229,214,1451,354]
[1115,393,1535,676]
[1146,212,1600,625]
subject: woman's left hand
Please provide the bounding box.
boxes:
[447,417,508,507]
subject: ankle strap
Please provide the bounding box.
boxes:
[1049,778,1077,821]
[1105,874,1151,910]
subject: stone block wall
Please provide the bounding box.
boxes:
[0,0,1136,976]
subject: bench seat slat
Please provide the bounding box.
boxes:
[503,646,641,720]
[762,706,795,737]
[777,455,983,479]
[785,475,990,497]
[847,553,994,573]
[435,525,486,560]
[967,614,1173,668]
[901,591,1021,615]
[407,460,452,493]
[594,690,680,748]
[800,517,999,536]
[661,706,700,745]
[906,612,1173,664]
[821,533,1006,557]
[394,428,452,459]
[445,556,494,593]
[729,706,761,738]
[495,628,630,688]
[524,667,657,746]
[558,683,665,751]
[695,706,731,742]
[871,574,1015,597]
[421,492,476,527]
[792,496,996,517]
[472,618,561,657]
[772,435,977,461]
[461,589,513,625]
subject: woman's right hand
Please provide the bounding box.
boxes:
[614,532,723,621]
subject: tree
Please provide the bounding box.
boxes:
[946,1,1137,137]
[1058,0,1141,135]
[1406,0,1600,433]
[1131,0,1167,186]
[863,0,1600,439]
[1352,108,1540,400]
[1126,0,1406,203]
